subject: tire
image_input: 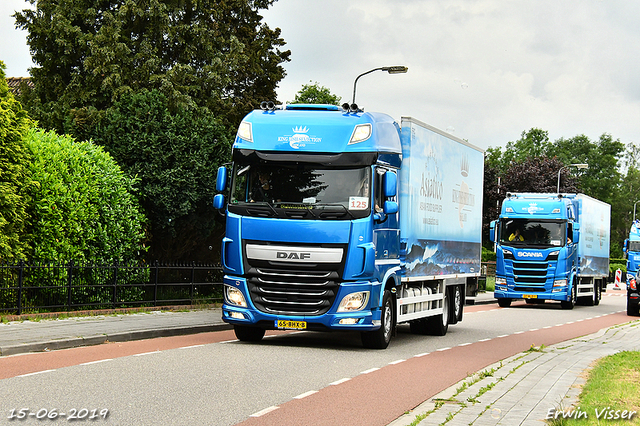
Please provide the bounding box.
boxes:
[628,298,640,316]
[561,284,576,310]
[594,282,601,306]
[498,298,511,308]
[234,325,265,342]
[450,285,463,324]
[362,290,394,349]
[427,290,449,336]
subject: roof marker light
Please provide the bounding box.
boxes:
[237,121,253,142]
[349,124,372,144]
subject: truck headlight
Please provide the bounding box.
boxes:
[495,277,506,285]
[337,291,369,312]
[553,279,567,287]
[225,286,248,307]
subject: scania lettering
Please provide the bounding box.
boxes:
[490,193,610,308]
[214,103,484,348]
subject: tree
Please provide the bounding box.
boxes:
[0,60,34,260]
[293,81,341,105]
[14,0,290,137]
[89,90,230,261]
[24,129,146,262]
[489,128,552,173]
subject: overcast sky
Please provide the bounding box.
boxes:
[2,0,639,151]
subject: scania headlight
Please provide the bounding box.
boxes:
[225,286,247,307]
[337,291,369,312]
[495,277,506,285]
[553,279,567,287]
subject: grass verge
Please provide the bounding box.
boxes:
[546,351,640,425]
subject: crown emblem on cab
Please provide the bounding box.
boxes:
[293,126,309,133]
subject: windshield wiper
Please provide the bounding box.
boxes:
[315,203,356,219]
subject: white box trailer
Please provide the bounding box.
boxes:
[395,117,484,331]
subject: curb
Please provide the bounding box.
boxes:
[0,323,232,357]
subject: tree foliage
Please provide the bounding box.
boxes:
[24,129,146,262]
[485,128,625,255]
[293,81,341,105]
[88,89,231,261]
[14,0,290,136]
[0,60,34,260]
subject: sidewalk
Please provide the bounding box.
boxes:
[0,308,229,356]
[0,291,496,357]
[388,319,640,426]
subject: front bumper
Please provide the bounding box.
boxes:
[221,276,383,331]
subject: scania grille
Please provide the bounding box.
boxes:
[507,260,549,291]
[246,267,340,315]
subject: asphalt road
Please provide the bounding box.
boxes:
[0,292,630,426]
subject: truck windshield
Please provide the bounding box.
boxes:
[228,162,371,219]
[629,241,640,252]
[499,219,566,247]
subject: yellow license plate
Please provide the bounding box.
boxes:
[523,294,538,299]
[276,320,307,330]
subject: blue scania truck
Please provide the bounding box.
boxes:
[213,103,484,348]
[490,193,610,309]
[623,220,640,316]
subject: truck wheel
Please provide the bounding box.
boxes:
[427,290,449,336]
[593,282,601,306]
[561,284,576,310]
[361,290,393,349]
[628,298,640,316]
[449,285,463,324]
[498,298,511,308]
[234,325,265,342]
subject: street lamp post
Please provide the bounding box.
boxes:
[633,200,640,222]
[557,163,589,193]
[352,66,408,104]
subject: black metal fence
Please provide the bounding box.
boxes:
[0,260,224,315]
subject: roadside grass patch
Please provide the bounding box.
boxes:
[546,351,640,425]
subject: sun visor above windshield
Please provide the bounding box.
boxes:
[233,109,402,155]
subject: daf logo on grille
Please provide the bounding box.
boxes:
[277,252,311,260]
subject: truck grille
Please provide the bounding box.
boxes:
[246,267,340,315]
[507,260,550,291]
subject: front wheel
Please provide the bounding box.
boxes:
[361,290,394,349]
[498,298,512,308]
[628,298,640,316]
[234,325,265,342]
[561,284,576,310]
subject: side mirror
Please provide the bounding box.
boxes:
[383,200,398,215]
[384,171,397,198]
[624,239,629,253]
[572,222,580,245]
[216,166,228,192]
[489,220,496,243]
[213,193,225,210]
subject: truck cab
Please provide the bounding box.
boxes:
[623,220,640,316]
[214,104,402,348]
[490,193,582,308]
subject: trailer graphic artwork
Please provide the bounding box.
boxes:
[399,119,483,277]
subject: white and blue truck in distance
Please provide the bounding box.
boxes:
[490,193,610,308]
[214,103,484,348]
[623,220,640,316]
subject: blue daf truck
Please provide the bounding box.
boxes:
[490,193,610,309]
[213,103,484,348]
[623,220,640,316]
